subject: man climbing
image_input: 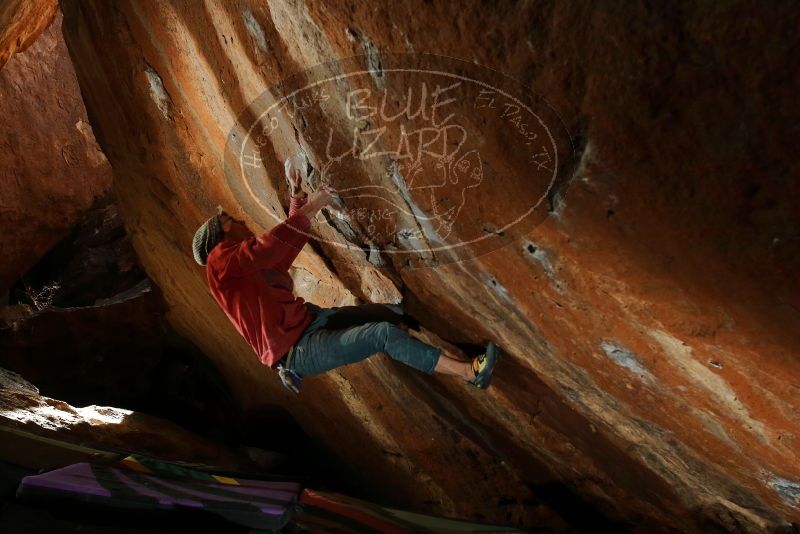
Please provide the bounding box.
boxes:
[191,161,498,394]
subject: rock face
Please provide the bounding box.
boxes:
[6,199,144,308]
[0,9,112,293]
[0,198,243,443]
[0,0,57,68]
[0,367,245,469]
[58,1,799,531]
[0,280,242,443]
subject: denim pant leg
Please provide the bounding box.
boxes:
[286,321,442,378]
[297,303,403,336]
[318,303,405,330]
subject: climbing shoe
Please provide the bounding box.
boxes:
[470,341,499,389]
[277,362,303,394]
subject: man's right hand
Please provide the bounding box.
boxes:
[299,184,338,218]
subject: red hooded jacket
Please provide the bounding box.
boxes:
[205,196,313,368]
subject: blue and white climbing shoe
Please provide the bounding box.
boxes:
[470,341,499,389]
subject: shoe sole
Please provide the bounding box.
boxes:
[476,341,499,389]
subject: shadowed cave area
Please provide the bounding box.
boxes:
[0,1,799,533]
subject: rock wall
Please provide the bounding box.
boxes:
[0,367,245,469]
[0,9,112,293]
[0,0,57,68]
[58,1,800,531]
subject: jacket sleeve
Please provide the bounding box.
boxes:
[276,194,311,271]
[288,193,308,217]
[226,197,311,276]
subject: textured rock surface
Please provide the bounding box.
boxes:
[6,199,144,308]
[0,9,112,293]
[0,198,244,443]
[1,280,164,406]
[59,1,800,531]
[0,280,243,442]
[0,0,57,68]
[0,367,245,469]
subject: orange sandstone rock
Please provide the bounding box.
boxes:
[0,9,112,292]
[0,0,57,68]
[59,1,800,530]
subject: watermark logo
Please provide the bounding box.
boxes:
[224,54,572,266]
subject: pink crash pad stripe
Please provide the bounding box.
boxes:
[20,463,110,497]
[142,475,287,515]
[111,468,203,508]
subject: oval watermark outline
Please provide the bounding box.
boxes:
[229,53,571,258]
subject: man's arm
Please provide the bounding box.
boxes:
[229,210,311,276]
[225,187,335,276]
[273,193,310,271]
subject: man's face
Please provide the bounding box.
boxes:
[220,212,253,241]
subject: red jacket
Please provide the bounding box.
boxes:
[206,196,313,368]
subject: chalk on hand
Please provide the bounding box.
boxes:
[284,153,309,182]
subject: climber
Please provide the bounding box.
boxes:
[191,161,498,394]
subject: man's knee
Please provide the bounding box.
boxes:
[368,321,402,349]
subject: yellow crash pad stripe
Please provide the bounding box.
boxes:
[212,475,239,485]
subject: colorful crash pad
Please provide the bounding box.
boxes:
[17,462,300,530]
[297,488,528,533]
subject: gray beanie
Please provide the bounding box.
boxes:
[192,214,224,266]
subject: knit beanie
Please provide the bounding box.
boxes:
[192,214,223,266]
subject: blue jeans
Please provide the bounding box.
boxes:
[284,303,442,377]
